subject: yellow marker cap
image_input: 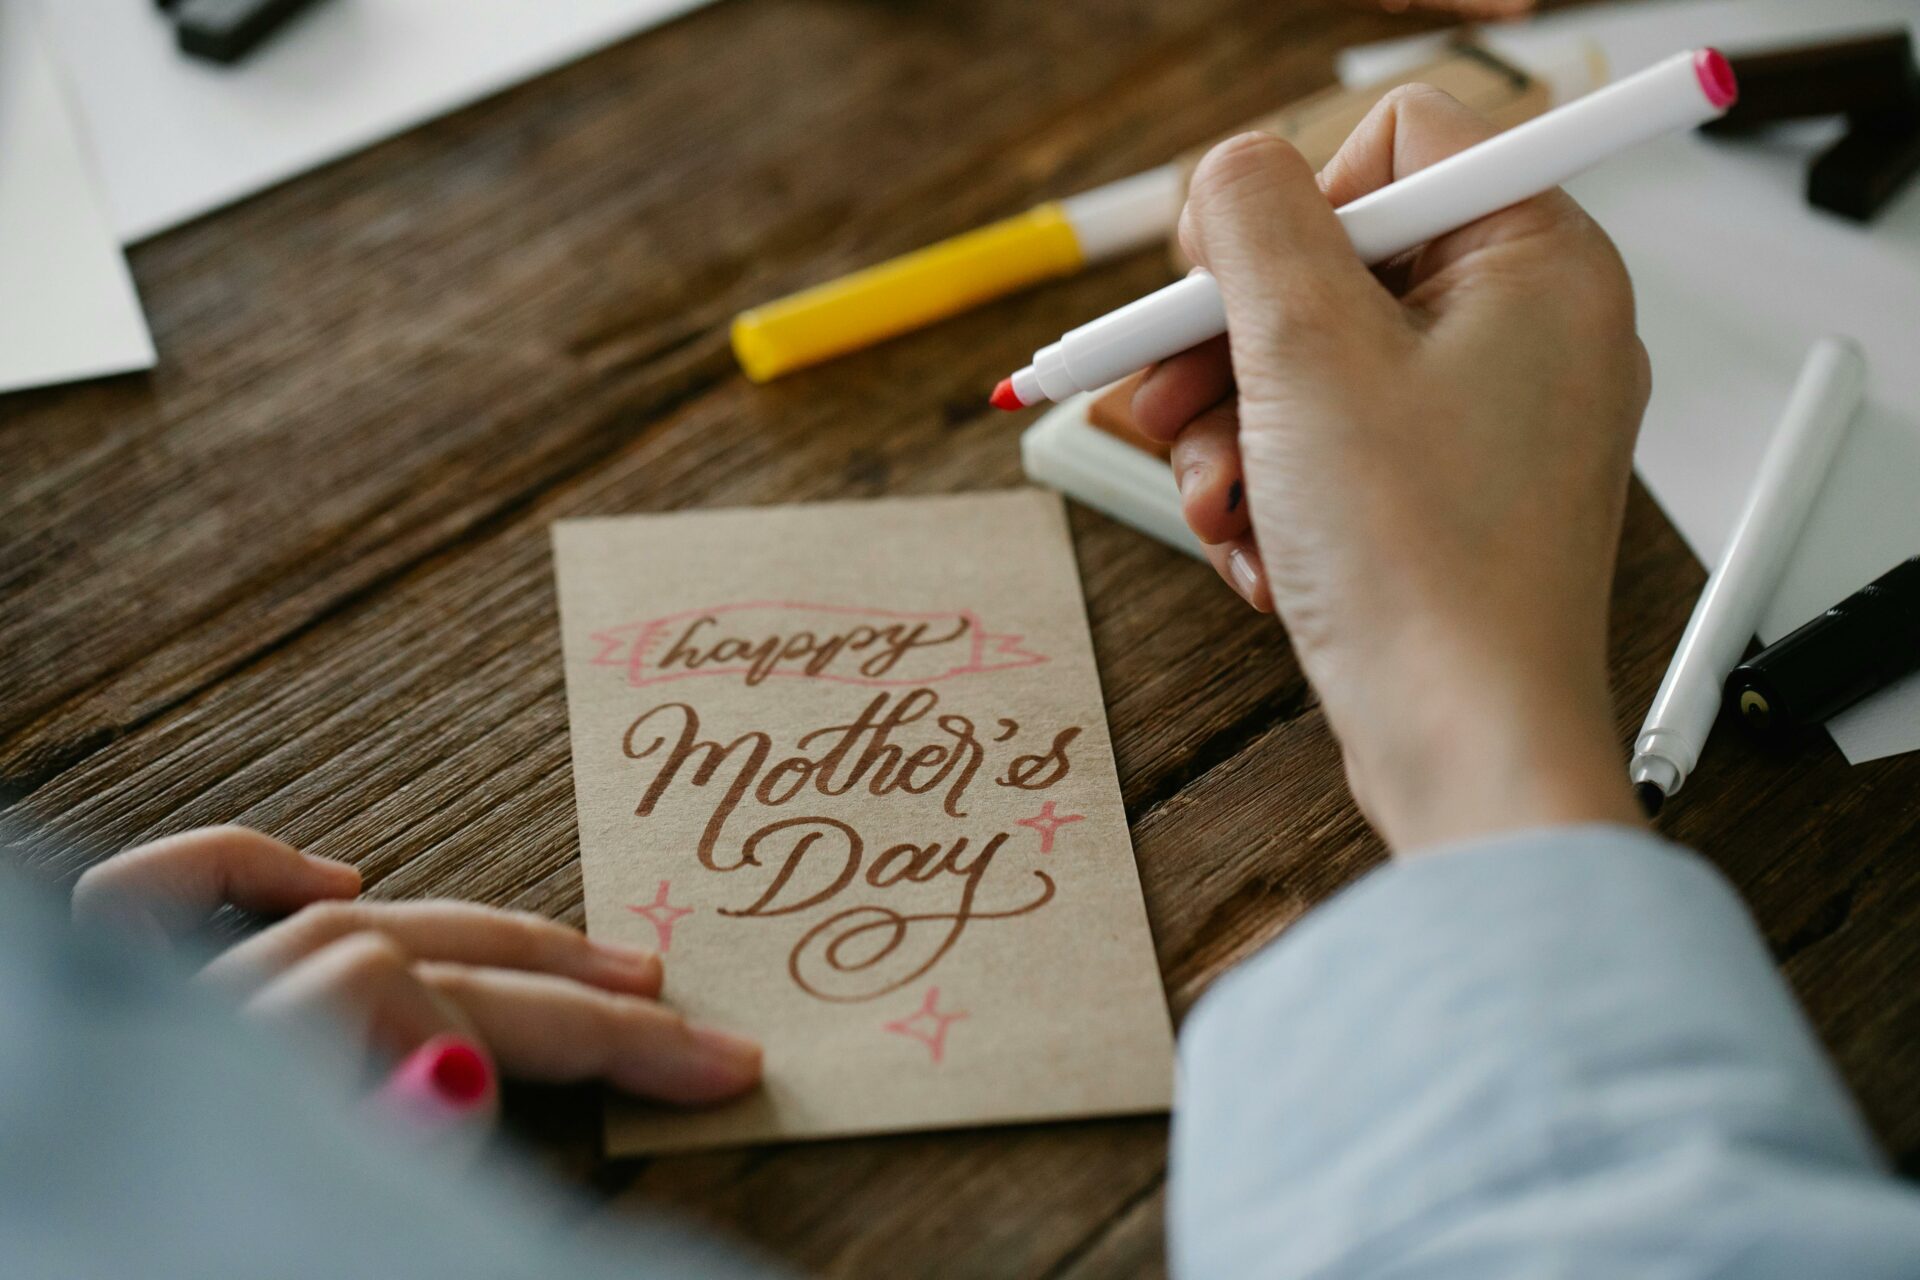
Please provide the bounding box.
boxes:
[730,203,1085,383]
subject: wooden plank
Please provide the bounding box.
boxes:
[1049,1182,1168,1280]
[12,436,1920,1277]
[7,1,1920,1276]
[604,1118,1168,1276]
[0,0,1388,794]
[3,341,1319,872]
[1,387,1312,1279]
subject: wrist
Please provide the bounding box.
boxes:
[1328,646,1642,854]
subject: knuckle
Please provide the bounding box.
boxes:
[288,898,367,949]
[1380,81,1445,114]
[505,919,563,968]
[1189,132,1306,214]
[420,960,479,999]
[507,907,567,937]
[1266,276,1346,336]
[1565,229,1637,330]
[604,991,679,1040]
[330,931,408,983]
[298,897,361,934]
[594,992,656,1045]
[653,1002,690,1040]
[503,909,579,961]
[1176,201,1200,264]
[72,859,115,897]
[1382,81,1467,120]
[1382,82,1495,145]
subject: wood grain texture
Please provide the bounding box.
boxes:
[4,1,1918,1275]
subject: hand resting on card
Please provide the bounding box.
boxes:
[72,826,762,1120]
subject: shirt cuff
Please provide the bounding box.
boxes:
[1169,824,1878,1277]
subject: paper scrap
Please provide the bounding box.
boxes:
[552,491,1175,1154]
[34,0,718,244]
[0,0,155,394]
[1339,0,1920,764]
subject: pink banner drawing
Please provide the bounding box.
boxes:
[589,600,1048,690]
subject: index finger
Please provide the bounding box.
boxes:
[73,827,361,940]
[1319,83,1588,285]
[1320,83,1504,208]
[203,899,663,1000]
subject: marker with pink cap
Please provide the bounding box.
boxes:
[991,49,1739,411]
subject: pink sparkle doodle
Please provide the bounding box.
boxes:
[884,986,967,1064]
[1016,800,1084,853]
[625,880,693,952]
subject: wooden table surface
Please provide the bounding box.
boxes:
[6,1,1918,1274]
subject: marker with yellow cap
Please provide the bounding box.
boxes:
[732,40,1604,383]
[729,166,1184,383]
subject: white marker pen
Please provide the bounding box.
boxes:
[990,48,1739,411]
[1630,337,1867,813]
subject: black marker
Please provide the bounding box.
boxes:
[1811,116,1920,223]
[1700,31,1920,223]
[1726,555,1920,741]
[174,0,329,65]
[1702,31,1918,134]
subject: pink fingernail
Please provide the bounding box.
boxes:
[379,1035,491,1114]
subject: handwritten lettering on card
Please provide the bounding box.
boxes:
[554,492,1173,1154]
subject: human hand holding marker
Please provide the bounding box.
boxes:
[72,827,761,1116]
[989,50,1735,413]
[1129,87,1653,852]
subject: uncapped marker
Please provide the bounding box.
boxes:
[1630,338,1866,807]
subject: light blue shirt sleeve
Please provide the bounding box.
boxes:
[1169,825,1920,1279]
[0,868,782,1280]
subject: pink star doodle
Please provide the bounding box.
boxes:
[625,880,694,952]
[1015,800,1085,853]
[883,986,967,1064]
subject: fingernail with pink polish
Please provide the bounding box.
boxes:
[377,1035,492,1121]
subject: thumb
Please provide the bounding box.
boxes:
[1177,132,1396,385]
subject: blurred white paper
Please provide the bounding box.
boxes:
[34,0,718,244]
[0,1,155,394]
[1342,0,1920,764]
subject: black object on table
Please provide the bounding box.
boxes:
[172,0,330,65]
[1702,31,1920,223]
[1727,555,1920,741]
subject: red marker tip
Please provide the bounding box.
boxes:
[989,378,1024,412]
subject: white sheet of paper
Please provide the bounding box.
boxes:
[0,1,155,394]
[1340,0,1920,764]
[34,0,718,244]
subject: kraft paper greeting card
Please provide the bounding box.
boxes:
[552,490,1174,1154]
